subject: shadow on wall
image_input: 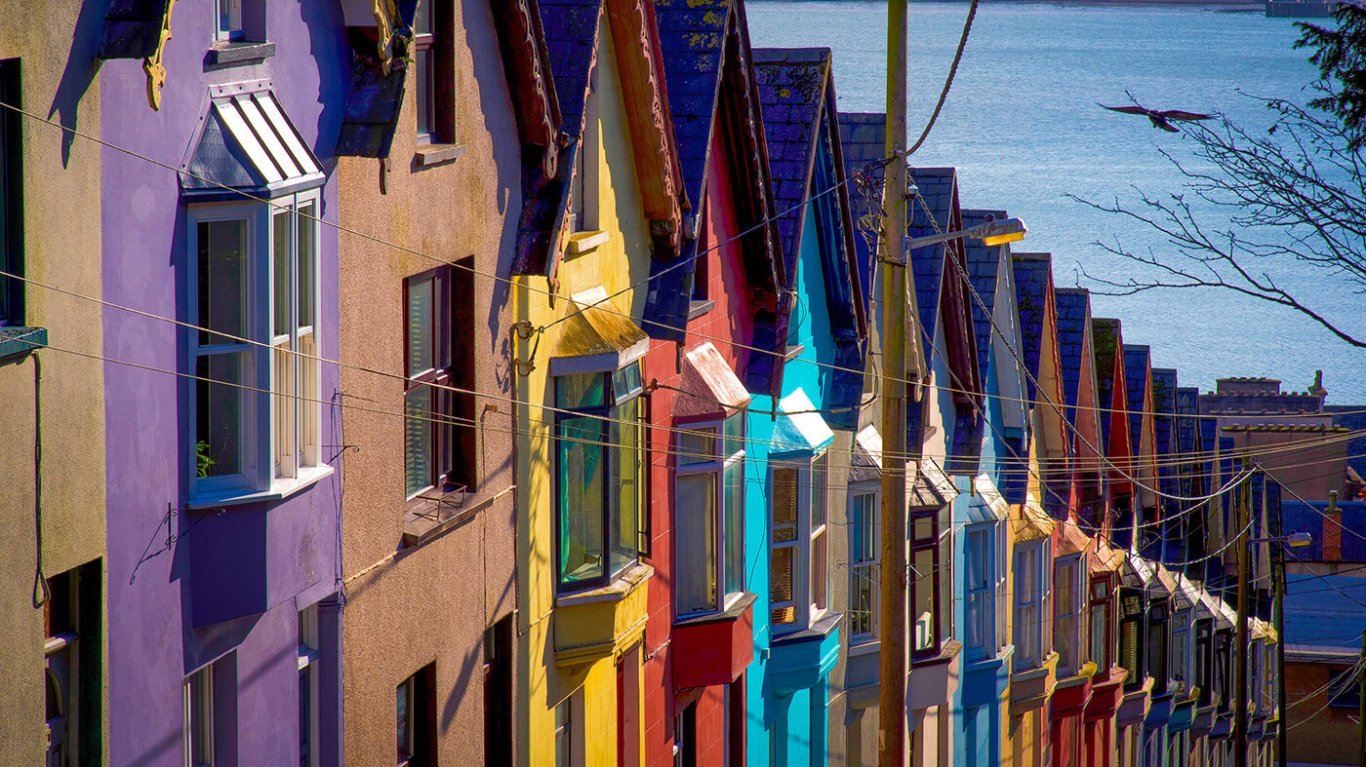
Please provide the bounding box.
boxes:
[300,0,347,161]
[50,0,109,166]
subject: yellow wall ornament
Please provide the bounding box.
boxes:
[143,0,176,110]
[372,0,413,76]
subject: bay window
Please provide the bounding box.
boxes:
[555,363,644,590]
[1147,600,1169,694]
[1119,589,1145,687]
[769,449,830,631]
[1055,556,1084,675]
[965,527,993,656]
[675,413,746,616]
[1089,574,1115,670]
[848,489,878,641]
[1014,541,1048,668]
[910,501,951,660]
[1195,619,1213,705]
[188,193,323,501]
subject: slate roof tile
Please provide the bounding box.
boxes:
[1123,345,1151,458]
[1012,253,1051,403]
[838,112,886,305]
[1054,288,1090,430]
[907,168,957,345]
[962,209,1008,379]
[1093,319,1123,447]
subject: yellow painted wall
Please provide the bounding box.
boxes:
[514,11,654,766]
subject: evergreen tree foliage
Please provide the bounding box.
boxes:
[1296,3,1366,149]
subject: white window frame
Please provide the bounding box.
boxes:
[847,486,879,643]
[769,448,829,634]
[1054,555,1084,675]
[184,663,215,767]
[186,191,327,505]
[1172,617,1191,693]
[965,526,994,656]
[674,414,746,617]
[298,604,321,767]
[215,0,244,41]
[1014,540,1049,669]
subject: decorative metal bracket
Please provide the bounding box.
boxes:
[143,0,176,110]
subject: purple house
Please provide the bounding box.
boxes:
[98,2,348,764]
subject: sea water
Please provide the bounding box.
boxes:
[749,1,1365,402]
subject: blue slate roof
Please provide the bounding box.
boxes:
[1285,572,1366,653]
[1012,253,1051,404]
[908,168,957,345]
[753,48,830,285]
[1285,501,1366,563]
[962,209,1008,380]
[1054,288,1090,430]
[1123,346,1151,458]
[1092,319,1122,448]
[653,0,728,215]
[837,112,887,311]
[1176,386,1203,497]
[1327,406,1366,482]
[1151,368,1179,497]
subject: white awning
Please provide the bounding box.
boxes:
[771,389,834,457]
[182,86,324,199]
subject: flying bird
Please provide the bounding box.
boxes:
[1100,103,1213,133]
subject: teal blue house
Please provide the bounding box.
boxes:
[745,48,866,766]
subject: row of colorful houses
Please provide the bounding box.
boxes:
[0,1,1306,766]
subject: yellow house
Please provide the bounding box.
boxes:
[503,1,683,764]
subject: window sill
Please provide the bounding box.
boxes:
[911,638,962,669]
[848,639,881,658]
[566,229,610,256]
[783,343,805,362]
[185,464,334,510]
[556,561,654,608]
[0,325,47,361]
[687,299,715,321]
[771,609,842,645]
[674,591,756,628]
[204,41,275,70]
[414,143,466,168]
[402,485,507,548]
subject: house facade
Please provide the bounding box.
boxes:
[0,2,107,763]
[331,1,523,764]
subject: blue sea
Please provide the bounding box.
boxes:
[748,2,1365,403]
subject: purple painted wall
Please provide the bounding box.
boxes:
[100,3,347,764]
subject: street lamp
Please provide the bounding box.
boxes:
[1249,531,1313,548]
[904,216,1028,251]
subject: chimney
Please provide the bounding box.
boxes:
[1323,490,1342,563]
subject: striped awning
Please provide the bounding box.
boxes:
[182,87,324,199]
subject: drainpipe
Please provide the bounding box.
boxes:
[31,352,49,608]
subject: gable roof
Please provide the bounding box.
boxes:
[1012,253,1051,404]
[752,48,866,418]
[836,112,886,310]
[962,209,1009,380]
[1092,318,1124,450]
[1124,345,1152,458]
[643,0,782,350]
[505,0,684,278]
[1151,367,1179,496]
[1054,288,1092,430]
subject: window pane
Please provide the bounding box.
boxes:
[416,46,434,140]
[297,203,315,329]
[198,219,248,345]
[414,0,433,34]
[0,68,15,325]
[396,681,412,761]
[676,473,717,614]
[677,428,715,466]
[811,529,827,612]
[273,210,291,338]
[850,562,875,637]
[771,468,797,539]
[723,412,744,457]
[196,353,244,477]
[810,453,828,530]
[405,386,433,496]
[770,547,794,625]
[1091,604,1107,667]
[939,534,953,644]
[724,461,744,597]
[556,373,605,409]
[912,546,935,652]
[274,341,297,479]
[609,398,640,576]
[218,0,242,36]
[558,416,605,585]
[612,361,643,402]
[407,276,433,377]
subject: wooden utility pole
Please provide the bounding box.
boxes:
[1235,462,1251,767]
[877,0,910,764]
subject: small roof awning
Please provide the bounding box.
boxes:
[850,425,882,484]
[1176,574,1204,613]
[1089,539,1126,575]
[182,87,324,200]
[771,389,834,457]
[1055,520,1092,558]
[672,342,751,421]
[1129,555,1172,598]
[911,458,958,508]
[549,287,650,376]
[1013,501,1056,543]
[969,474,1011,524]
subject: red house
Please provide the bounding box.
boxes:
[639,1,784,764]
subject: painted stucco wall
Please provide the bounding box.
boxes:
[0,0,107,762]
[99,2,346,764]
[514,15,655,765]
[334,1,521,765]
